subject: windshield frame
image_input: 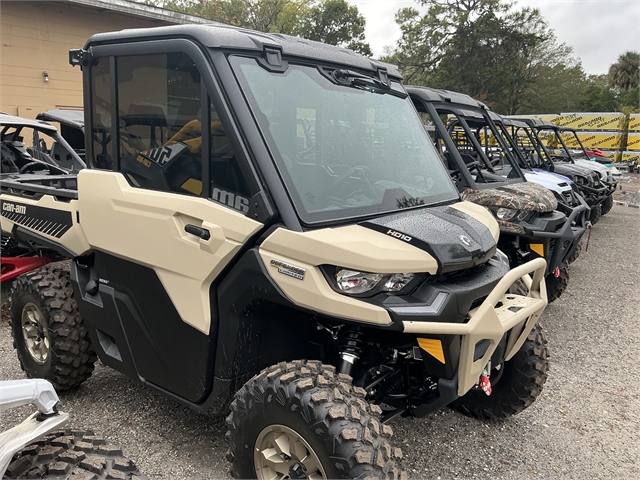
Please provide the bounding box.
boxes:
[229,55,460,226]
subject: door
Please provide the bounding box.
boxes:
[76,44,267,402]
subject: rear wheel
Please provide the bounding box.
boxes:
[4,429,148,479]
[600,195,614,215]
[226,360,406,480]
[9,262,97,391]
[449,324,549,420]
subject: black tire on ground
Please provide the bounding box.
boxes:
[9,262,97,391]
[545,266,569,303]
[589,203,602,224]
[566,238,583,265]
[600,195,614,215]
[449,323,549,420]
[4,429,148,479]
[226,360,406,480]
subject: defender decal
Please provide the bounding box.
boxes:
[0,200,73,238]
[270,259,306,280]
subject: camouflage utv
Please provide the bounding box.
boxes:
[408,86,587,303]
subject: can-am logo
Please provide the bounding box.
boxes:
[459,235,472,247]
[386,229,412,242]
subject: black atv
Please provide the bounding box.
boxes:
[507,118,611,223]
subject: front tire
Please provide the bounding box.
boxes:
[449,324,549,420]
[566,239,582,264]
[4,429,148,479]
[589,203,602,224]
[600,195,614,215]
[9,262,97,391]
[226,360,406,480]
[545,266,569,303]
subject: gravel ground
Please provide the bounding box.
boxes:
[1,178,639,479]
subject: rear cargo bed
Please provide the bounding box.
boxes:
[1,174,89,257]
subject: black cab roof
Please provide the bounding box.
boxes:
[84,24,401,79]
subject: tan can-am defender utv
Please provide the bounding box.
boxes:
[1,25,549,479]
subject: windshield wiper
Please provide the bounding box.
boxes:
[331,69,408,99]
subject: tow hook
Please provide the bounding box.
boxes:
[479,368,492,396]
[553,267,560,278]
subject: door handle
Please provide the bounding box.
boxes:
[185,224,211,241]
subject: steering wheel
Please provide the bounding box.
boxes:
[328,165,377,200]
[450,160,491,184]
[449,160,483,176]
[18,159,62,173]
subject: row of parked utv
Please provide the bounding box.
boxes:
[0,24,619,480]
[3,88,617,303]
[408,86,618,303]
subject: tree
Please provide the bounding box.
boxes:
[293,0,371,55]
[384,0,585,114]
[578,76,619,112]
[146,0,371,55]
[608,51,640,92]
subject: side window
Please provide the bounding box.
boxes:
[90,57,112,170]
[116,53,203,196]
[208,102,251,214]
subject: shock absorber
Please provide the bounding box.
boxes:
[338,328,364,376]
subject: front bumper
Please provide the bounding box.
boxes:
[603,180,617,196]
[575,181,608,206]
[498,199,587,274]
[402,257,547,396]
[525,196,588,272]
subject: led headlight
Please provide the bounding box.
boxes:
[334,269,416,295]
[383,273,415,292]
[336,269,383,294]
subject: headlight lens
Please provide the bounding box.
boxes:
[334,269,416,294]
[494,208,530,222]
[495,207,518,220]
[383,273,415,292]
[336,269,383,294]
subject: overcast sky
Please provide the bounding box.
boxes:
[347,0,640,75]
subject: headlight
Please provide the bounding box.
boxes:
[336,269,383,294]
[493,207,529,222]
[495,207,518,220]
[384,273,415,292]
[574,176,587,185]
[334,269,416,295]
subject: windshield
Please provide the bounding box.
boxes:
[230,56,458,224]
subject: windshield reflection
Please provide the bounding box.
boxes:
[231,56,458,223]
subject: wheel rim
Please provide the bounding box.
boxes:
[254,424,326,480]
[21,302,50,364]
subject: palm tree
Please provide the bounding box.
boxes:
[608,51,639,92]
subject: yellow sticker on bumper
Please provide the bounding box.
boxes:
[530,243,544,257]
[417,338,445,364]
